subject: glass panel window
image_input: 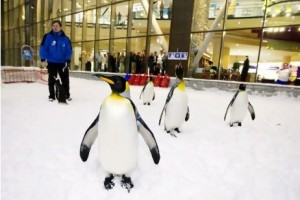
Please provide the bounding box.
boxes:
[76,0,84,12]
[128,37,146,73]
[74,12,84,41]
[30,24,37,46]
[95,40,109,71]
[190,32,214,78]
[8,10,15,29]
[52,0,62,19]
[62,0,72,16]
[97,6,111,40]
[114,2,129,38]
[100,0,112,6]
[72,42,83,70]
[111,38,127,73]
[20,5,25,27]
[82,41,95,71]
[192,0,224,31]
[83,9,96,41]
[257,25,300,83]
[84,0,96,9]
[265,1,300,27]
[63,15,72,38]
[150,0,172,35]
[131,0,148,37]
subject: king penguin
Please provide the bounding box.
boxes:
[79,75,160,192]
[159,64,190,136]
[224,84,255,127]
[139,76,155,105]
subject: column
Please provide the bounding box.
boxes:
[168,0,194,77]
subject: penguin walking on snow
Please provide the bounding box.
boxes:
[159,64,189,137]
[140,77,155,105]
[224,84,255,127]
[79,75,160,192]
[54,76,67,104]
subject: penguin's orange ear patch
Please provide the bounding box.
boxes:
[100,77,114,85]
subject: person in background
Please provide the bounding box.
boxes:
[85,54,92,71]
[95,51,102,72]
[160,1,164,19]
[277,63,291,85]
[240,56,249,82]
[40,20,72,102]
[119,52,125,73]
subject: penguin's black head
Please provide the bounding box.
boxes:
[239,84,246,91]
[175,64,184,80]
[100,75,126,93]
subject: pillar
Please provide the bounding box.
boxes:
[168,0,194,77]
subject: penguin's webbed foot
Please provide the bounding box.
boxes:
[174,128,180,133]
[121,175,134,193]
[230,123,233,127]
[104,174,115,190]
[238,122,242,126]
[148,103,150,106]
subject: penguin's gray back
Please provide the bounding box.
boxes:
[98,95,138,175]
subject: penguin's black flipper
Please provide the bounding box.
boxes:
[128,99,160,164]
[139,82,148,99]
[185,106,190,121]
[224,91,239,121]
[152,91,155,100]
[159,83,178,125]
[248,102,255,120]
[80,113,100,162]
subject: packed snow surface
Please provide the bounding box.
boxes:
[2,77,300,200]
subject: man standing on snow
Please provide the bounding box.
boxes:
[40,20,72,102]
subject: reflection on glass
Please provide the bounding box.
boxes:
[98,6,111,39]
[83,9,96,41]
[114,2,128,38]
[74,12,83,41]
[76,0,84,12]
[84,0,96,9]
[62,0,72,15]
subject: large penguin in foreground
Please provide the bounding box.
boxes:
[80,75,160,192]
[224,84,255,127]
[139,77,155,105]
[159,64,189,137]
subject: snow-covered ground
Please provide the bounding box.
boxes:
[1,77,300,200]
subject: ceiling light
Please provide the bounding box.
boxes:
[279,27,285,32]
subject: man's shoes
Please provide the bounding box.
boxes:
[67,97,72,101]
[49,98,55,102]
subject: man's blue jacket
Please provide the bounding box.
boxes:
[40,30,72,64]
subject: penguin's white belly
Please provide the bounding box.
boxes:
[230,92,248,123]
[98,99,137,175]
[143,83,154,103]
[165,89,188,130]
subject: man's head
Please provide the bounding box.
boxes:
[52,20,62,32]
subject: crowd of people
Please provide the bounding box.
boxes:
[93,50,168,75]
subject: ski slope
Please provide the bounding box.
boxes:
[1,77,300,200]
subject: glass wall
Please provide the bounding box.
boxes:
[1,0,299,83]
[191,0,300,82]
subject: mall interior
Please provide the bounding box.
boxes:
[1,0,300,83]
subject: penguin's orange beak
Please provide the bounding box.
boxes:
[100,76,114,85]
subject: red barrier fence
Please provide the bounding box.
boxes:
[1,67,48,84]
[128,73,170,87]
